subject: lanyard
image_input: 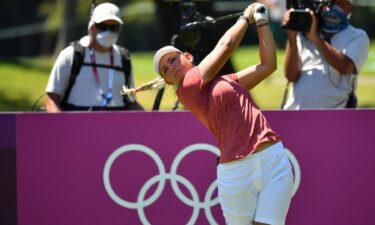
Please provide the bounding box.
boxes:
[89,47,114,92]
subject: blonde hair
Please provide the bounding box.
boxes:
[121,77,166,101]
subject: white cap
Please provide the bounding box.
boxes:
[91,3,123,25]
[153,46,182,74]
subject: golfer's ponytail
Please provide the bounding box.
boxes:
[121,77,166,99]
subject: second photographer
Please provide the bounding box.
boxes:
[282,0,369,109]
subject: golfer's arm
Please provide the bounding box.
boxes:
[198,18,248,83]
[237,24,277,90]
[45,92,62,112]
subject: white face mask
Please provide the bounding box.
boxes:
[96,31,119,48]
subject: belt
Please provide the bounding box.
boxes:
[216,141,280,165]
[253,141,279,154]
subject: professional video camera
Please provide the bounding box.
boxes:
[178,0,207,46]
[178,0,245,46]
[285,0,333,32]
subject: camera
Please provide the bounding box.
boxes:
[288,9,313,32]
[286,0,331,32]
[178,0,205,46]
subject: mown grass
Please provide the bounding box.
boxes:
[0,42,374,111]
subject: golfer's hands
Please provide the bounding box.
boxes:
[243,3,269,25]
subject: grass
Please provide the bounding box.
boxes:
[0,60,52,111]
[0,42,374,111]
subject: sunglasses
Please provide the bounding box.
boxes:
[94,23,121,32]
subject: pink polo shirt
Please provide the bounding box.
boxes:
[177,66,281,163]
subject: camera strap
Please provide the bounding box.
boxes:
[280,81,290,110]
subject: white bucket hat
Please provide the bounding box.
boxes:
[91,3,123,26]
[153,46,182,75]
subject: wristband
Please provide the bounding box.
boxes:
[256,22,270,30]
[237,16,250,25]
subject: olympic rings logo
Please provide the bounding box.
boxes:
[103,144,301,225]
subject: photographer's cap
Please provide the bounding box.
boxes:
[153,46,182,74]
[91,3,123,25]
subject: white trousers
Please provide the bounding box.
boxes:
[217,142,293,225]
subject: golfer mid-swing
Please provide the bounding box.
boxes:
[125,3,294,225]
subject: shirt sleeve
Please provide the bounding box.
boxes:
[176,66,207,106]
[222,73,238,82]
[343,30,370,75]
[181,67,205,91]
[45,46,74,95]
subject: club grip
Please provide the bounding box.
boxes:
[257,6,265,13]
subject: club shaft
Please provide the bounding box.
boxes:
[181,12,243,30]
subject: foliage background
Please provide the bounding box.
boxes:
[0,0,374,111]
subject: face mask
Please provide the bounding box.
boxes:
[96,31,119,48]
[320,5,349,33]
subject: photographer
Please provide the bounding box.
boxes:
[45,2,144,112]
[282,0,369,109]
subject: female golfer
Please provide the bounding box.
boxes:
[128,3,294,225]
